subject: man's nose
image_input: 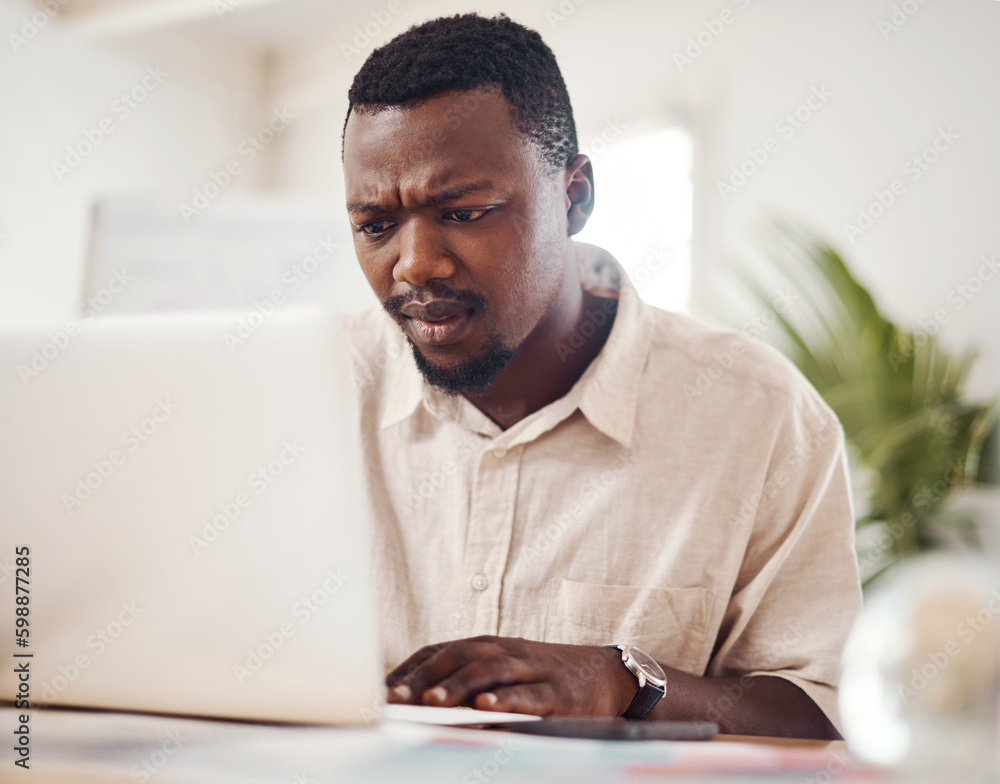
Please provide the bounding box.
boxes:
[393,220,457,287]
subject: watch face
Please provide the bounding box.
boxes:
[625,646,667,687]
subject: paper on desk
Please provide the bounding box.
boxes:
[382,703,541,725]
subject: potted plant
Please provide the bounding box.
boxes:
[726,223,996,584]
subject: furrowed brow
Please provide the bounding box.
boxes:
[346,179,496,216]
[428,179,496,204]
[346,200,386,216]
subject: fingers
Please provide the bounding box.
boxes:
[385,637,597,716]
[385,642,447,691]
[419,655,535,708]
[474,683,558,716]
[387,642,477,704]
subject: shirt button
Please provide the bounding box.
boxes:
[471,574,489,591]
[492,447,508,459]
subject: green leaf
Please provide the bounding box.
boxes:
[724,221,996,582]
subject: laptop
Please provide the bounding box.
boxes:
[0,309,383,724]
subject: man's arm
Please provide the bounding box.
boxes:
[640,661,840,738]
[385,636,840,739]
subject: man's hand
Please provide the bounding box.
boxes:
[385,635,636,716]
[386,635,843,739]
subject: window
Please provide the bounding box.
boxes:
[574,126,693,313]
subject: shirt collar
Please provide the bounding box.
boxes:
[379,244,653,449]
[379,328,425,430]
[572,245,652,449]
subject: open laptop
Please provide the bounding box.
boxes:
[0,309,383,724]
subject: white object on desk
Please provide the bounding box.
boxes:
[0,310,382,725]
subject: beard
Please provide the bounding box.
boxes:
[383,287,518,395]
[405,332,516,395]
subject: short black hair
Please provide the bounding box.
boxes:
[344,13,578,172]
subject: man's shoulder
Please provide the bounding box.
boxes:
[641,305,837,427]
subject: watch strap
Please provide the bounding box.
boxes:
[622,678,665,720]
[607,644,666,720]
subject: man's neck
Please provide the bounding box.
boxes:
[464,272,617,431]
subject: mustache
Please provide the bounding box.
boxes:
[382,285,487,318]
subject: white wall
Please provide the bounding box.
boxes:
[268,0,1000,396]
[3,0,998,397]
[699,0,1000,400]
[0,0,266,321]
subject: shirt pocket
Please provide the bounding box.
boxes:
[544,578,715,676]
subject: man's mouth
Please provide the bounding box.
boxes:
[399,299,476,347]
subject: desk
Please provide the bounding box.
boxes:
[3,707,875,783]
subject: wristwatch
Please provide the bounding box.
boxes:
[606,644,667,719]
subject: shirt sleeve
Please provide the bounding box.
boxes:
[704,399,863,734]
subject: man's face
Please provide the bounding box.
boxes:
[342,88,570,393]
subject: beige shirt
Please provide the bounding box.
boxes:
[344,246,862,731]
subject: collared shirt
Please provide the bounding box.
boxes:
[344,246,862,731]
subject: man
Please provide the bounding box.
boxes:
[341,13,861,739]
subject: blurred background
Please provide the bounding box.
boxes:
[1,0,999,577]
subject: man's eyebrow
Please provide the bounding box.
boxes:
[428,179,496,204]
[346,200,386,216]
[346,179,496,216]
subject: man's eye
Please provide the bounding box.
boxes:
[446,209,490,223]
[359,220,394,236]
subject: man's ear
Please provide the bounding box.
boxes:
[564,154,595,236]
